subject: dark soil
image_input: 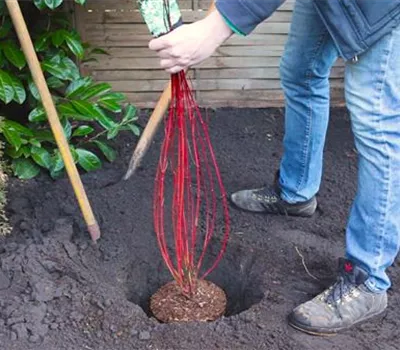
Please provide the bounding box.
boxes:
[150,280,227,323]
[0,107,399,350]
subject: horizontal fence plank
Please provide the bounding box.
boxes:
[85,22,292,35]
[122,87,344,108]
[107,78,344,92]
[98,46,287,58]
[80,9,293,24]
[84,56,344,71]
[91,66,345,81]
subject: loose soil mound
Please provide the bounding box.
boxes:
[150,280,226,323]
[0,108,399,350]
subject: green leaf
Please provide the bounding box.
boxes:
[31,147,52,169]
[4,120,33,137]
[33,130,54,143]
[79,83,111,100]
[34,33,50,52]
[127,123,141,136]
[122,104,137,123]
[29,139,41,148]
[98,99,122,113]
[28,78,40,100]
[62,57,80,80]
[51,29,68,47]
[107,126,120,140]
[65,35,84,59]
[93,140,116,162]
[12,158,40,179]
[70,100,103,119]
[42,59,69,80]
[9,75,26,104]
[2,41,26,69]
[58,102,94,121]
[89,47,110,56]
[46,76,65,89]
[2,127,22,150]
[72,125,94,137]
[0,70,15,103]
[66,77,92,98]
[5,145,24,159]
[74,0,86,5]
[29,106,46,122]
[33,0,47,10]
[61,118,72,139]
[99,92,126,103]
[50,150,64,178]
[44,0,63,10]
[0,20,12,40]
[76,148,101,172]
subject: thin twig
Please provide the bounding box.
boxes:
[294,246,319,281]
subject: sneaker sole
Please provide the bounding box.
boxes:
[288,308,386,336]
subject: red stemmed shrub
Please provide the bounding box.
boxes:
[153,70,230,298]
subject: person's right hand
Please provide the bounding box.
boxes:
[149,10,233,73]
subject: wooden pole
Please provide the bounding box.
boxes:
[124,2,216,180]
[5,0,101,242]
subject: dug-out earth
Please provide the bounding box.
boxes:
[0,108,399,350]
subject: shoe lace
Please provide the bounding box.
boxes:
[325,274,355,306]
[255,187,287,215]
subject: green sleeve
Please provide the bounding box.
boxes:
[219,11,246,36]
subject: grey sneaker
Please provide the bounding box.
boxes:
[288,258,388,336]
[230,179,317,217]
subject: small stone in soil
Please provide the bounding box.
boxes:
[139,331,151,340]
[130,328,138,336]
[10,332,17,341]
[19,221,30,231]
[11,324,28,340]
[29,334,41,343]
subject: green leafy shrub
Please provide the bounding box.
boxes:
[0,0,140,179]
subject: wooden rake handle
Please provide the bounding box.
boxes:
[123,2,216,180]
[5,0,101,242]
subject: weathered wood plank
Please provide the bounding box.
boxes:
[91,66,345,81]
[107,78,344,92]
[97,46,286,58]
[83,56,285,70]
[84,22,292,35]
[86,34,290,47]
[78,9,293,24]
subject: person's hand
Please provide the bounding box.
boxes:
[149,10,232,73]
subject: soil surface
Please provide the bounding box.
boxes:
[0,107,399,350]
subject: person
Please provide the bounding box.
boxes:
[148,0,400,336]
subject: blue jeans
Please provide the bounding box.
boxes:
[279,0,400,292]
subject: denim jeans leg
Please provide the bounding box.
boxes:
[279,0,339,203]
[345,25,400,293]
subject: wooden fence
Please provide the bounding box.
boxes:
[73,0,345,108]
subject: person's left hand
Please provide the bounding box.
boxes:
[149,10,232,73]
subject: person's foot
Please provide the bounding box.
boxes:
[288,258,388,336]
[230,182,317,217]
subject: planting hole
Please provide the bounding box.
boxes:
[125,241,264,319]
